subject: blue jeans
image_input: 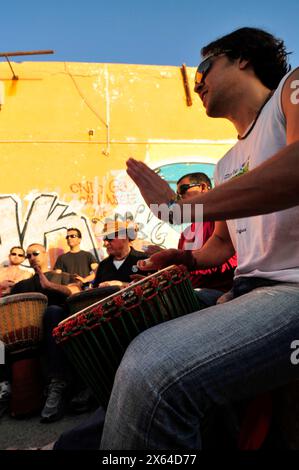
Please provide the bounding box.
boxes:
[100,282,299,449]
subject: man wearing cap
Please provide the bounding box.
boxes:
[94,219,148,289]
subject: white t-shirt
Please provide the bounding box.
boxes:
[214,69,299,282]
[113,259,126,270]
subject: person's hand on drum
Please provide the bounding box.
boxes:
[137,248,188,271]
[144,245,164,256]
[73,274,84,283]
[0,279,15,293]
[99,280,128,288]
[126,158,175,207]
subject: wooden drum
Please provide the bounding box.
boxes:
[0,292,48,417]
[53,265,201,406]
[0,292,48,352]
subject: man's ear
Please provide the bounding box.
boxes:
[238,58,250,70]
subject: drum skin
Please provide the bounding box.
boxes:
[66,286,121,315]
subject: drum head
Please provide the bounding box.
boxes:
[66,286,121,315]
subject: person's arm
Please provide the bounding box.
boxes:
[138,221,234,271]
[74,262,99,284]
[34,266,81,296]
[0,279,15,295]
[127,69,299,222]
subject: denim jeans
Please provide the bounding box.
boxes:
[100,281,299,449]
[194,288,224,307]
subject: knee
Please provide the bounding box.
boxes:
[114,328,166,394]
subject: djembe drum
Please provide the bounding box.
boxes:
[66,286,121,315]
[54,265,201,406]
[0,292,48,416]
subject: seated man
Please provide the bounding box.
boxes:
[94,219,148,289]
[54,227,98,287]
[145,173,237,305]
[0,246,33,295]
[0,246,33,415]
[176,172,237,304]
[10,243,81,422]
[58,219,149,415]
[54,220,149,447]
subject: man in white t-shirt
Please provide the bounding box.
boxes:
[100,27,299,450]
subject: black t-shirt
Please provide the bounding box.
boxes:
[94,248,148,286]
[54,250,97,277]
[11,271,72,306]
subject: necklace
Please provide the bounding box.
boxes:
[237,91,274,140]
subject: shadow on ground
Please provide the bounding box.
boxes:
[0,409,95,450]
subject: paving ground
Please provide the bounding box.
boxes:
[0,409,95,450]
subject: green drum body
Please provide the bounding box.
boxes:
[53,265,201,406]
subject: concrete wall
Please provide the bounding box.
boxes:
[0,61,236,267]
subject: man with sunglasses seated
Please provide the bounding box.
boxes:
[54,228,99,288]
[0,246,34,416]
[0,246,33,296]
[101,28,299,450]
[10,243,81,423]
[176,172,237,305]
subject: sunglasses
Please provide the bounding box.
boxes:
[26,251,41,259]
[195,50,231,90]
[103,231,124,241]
[10,252,25,258]
[177,183,204,196]
[66,234,80,239]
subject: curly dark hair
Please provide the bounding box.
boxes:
[201,27,291,90]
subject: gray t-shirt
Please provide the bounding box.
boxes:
[54,250,97,277]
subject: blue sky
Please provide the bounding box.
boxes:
[1,0,298,68]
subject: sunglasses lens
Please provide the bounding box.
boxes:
[195,57,212,85]
[195,71,203,84]
[178,185,188,195]
[27,252,40,259]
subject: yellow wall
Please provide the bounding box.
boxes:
[0,61,236,265]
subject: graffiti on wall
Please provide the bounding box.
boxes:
[0,170,183,267]
[69,170,181,250]
[0,193,99,267]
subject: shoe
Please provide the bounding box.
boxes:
[0,381,11,418]
[69,387,95,414]
[0,381,11,400]
[40,378,67,423]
